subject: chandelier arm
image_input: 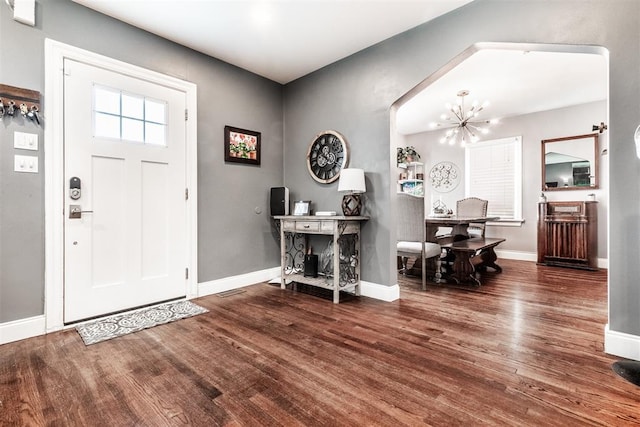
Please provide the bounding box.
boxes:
[436,124,459,130]
[450,108,464,122]
[466,121,491,130]
[435,90,494,147]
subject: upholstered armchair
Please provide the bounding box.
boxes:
[456,197,488,237]
[397,193,442,290]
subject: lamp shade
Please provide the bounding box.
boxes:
[337,168,366,193]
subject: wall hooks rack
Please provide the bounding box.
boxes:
[0,84,41,125]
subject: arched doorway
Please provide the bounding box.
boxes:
[389,42,609,291]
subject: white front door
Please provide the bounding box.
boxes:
[63,58,188,323]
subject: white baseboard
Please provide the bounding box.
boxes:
[360,280,400,302]
[496,250,608,269]
[199,270,400,303]
[495,249,537,262]
[604,324,640,361]
[0,315,46,345]
[198,266,281,297]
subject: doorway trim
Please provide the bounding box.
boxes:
[389,41,609,304]
[44,39,198,332]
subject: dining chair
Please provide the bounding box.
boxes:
[397,193,442,290]
[456,197,488,237]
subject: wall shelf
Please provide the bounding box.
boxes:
[398,162,424,195]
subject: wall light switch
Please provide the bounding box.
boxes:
[13,0,35,26]
[14,155,38,173]
[14,131,38,151]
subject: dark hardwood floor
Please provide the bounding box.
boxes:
[1,260,639,426]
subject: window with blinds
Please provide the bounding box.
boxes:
[464,136,523,222]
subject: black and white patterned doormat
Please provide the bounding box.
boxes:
[75,300,208,345]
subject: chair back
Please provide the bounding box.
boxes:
[456,197,488,217]
[397,193,424,242]
[397,193,442,290]
[456,197,488,237]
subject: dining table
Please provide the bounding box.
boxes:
[425,215,502,286]
[424,215,499,243]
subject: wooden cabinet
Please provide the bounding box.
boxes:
[537,201,598,270]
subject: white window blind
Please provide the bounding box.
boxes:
[465,136,522,221]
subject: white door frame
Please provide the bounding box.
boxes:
[44,39,198,331]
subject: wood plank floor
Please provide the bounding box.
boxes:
[1,260,639,426]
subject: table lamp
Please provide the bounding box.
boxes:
[338,168,366,216]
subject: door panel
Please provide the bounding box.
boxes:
[92,155,126,287]
[141,161,170,279]
[63,59,187,323]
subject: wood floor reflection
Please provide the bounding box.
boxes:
[2,259,639,426]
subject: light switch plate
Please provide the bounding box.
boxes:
[13,0,36,26]
[14,155,38,173]
[14,131,38,151]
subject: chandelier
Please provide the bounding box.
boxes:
[431,90,496,147]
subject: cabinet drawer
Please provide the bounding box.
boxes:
[281,221,296,232]
[281,220,335,233]
[546,202,585,216]
[319,221,334,233]
[295,221,320,232]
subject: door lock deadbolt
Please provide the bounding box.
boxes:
[70,177,81,200]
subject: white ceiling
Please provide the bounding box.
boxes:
[72,0,473,84]
[396,48,608,135]
[71,1,607,136]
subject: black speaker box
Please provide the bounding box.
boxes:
[304,254,318,278]
[270,187,289,216]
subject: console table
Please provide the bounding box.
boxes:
[274,216,368,303]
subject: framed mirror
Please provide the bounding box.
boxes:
[541,133,599,191]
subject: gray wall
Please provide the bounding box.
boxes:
[283,0,639,336]
[406,101,608,259]
[0,0,283,322]
[2,0,640,342]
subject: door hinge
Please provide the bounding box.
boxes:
[185,109,188,121]
[185,267,189,280]
[185,188,189,200]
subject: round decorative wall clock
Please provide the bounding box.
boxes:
[306,130,349,184]
[429,161,460,193]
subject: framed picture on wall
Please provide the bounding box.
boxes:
[224,125,261,165]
